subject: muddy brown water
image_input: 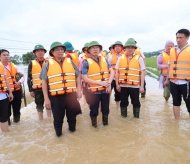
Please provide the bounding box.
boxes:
[1,67,190,163]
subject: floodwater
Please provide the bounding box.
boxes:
[1,71,190,163]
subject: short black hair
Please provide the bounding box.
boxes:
[0,49,9,55]
[176,29,190,37]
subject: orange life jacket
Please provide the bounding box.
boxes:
[135,48,141,56]
[32,59,47,90]
[101,51,107,57]
[47,58,77,96]
[111,50,124,70]
[81,53,90,60]
[160,52,169,76]
[66,52,79,67]
[118,54,141,85]
[169,46,190,80]
[86,56,109,92]
[107,52,112,58]
[5,62,20,92]
[0,63,8,93]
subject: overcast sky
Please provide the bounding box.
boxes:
[0,0,190,57]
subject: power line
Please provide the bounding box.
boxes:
[0,37,49,45]
[0,47,32,51]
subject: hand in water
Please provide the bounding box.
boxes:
[30,92,35,98]
[45,98,51,110]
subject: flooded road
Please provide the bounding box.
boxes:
[1,76,190,164]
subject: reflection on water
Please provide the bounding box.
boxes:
[1,73,190,163]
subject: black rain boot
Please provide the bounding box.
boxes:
[120,107,127,117]
[55,128,62,137]
[133,107,140,118]
[102,115,108,126]
[91,117,97,128]
[69,123,76,132]
[13,115,20,123]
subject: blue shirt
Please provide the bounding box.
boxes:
[82,55,111,94]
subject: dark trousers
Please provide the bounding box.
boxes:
[120,87,140,108]
[0,97,9,122]
[50,93,80,130]
[34,90,44,112]
[88,92,110,117]
[170,81,190,113]
[111,80,121,101]
[8,90,22,118]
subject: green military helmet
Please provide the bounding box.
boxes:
[82,42,89,52]
[49,41,66,57]
[108,44,113,51]
[87,41,103,53]
[112,41,123,49]
[33,44,47,53]
[124,38,137,48]
[63,41,74,51]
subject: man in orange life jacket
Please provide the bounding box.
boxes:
[157,40,174,101]
[165,29,190,120]
[82,41,114,127]
[63,41,79,67]
[0,49,24,125]
[115,38,145,118]
[108,41,123,108]
[78,42,90,104]
[107,44,113,59]
[0,49,14,132]
[40,42,82,137]
[27,45,51,120]
[135,47,147,98]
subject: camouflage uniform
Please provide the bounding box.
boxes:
[27,60,44,112]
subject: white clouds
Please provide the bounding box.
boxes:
[0,0,190,56]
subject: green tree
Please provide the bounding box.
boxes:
[9,54,21,64]
[22,52,35,64]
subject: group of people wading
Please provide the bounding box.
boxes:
[0,28,189,137]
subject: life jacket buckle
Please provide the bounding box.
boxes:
[63,87,67,90]
[100,72,104,75]
[174,61,177,64]
[62,80,67,83]
[61,73,65,76]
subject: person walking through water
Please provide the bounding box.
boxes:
[0,49,24,125]
[108,41,123,108]
[82,41,114,127]
[0,50,14,132]
[115,38,145,118]
[27,45,51,120]
[165,29,190,120]
[157,40,174,101]
[41,42,82,137]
